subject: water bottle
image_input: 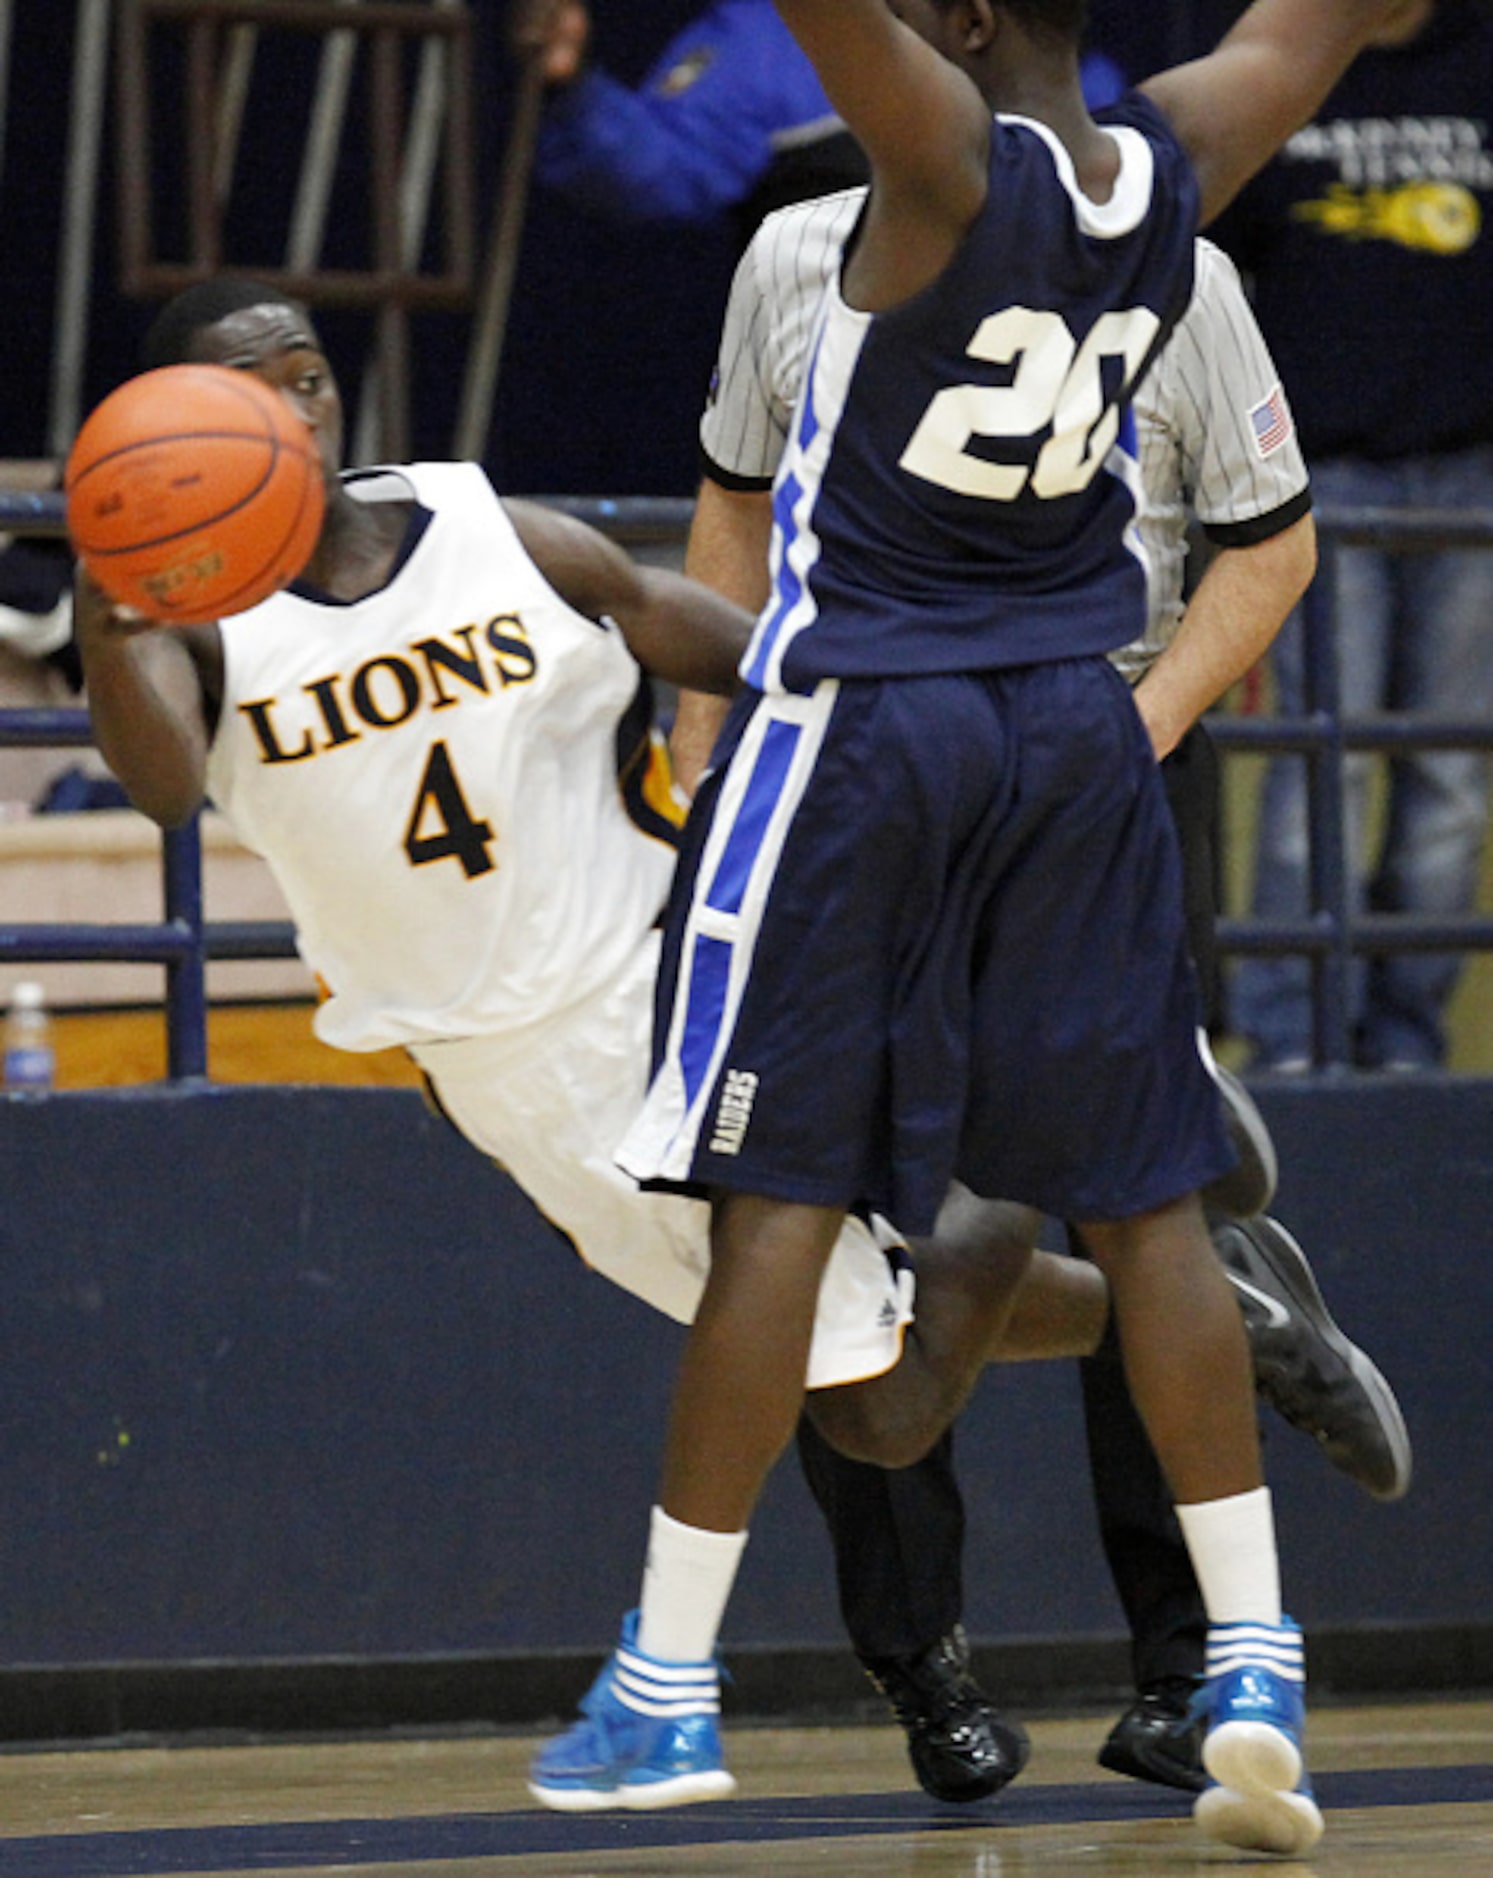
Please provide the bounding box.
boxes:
[3,981,55,1094]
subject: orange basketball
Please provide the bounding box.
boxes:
[64,363,326,626]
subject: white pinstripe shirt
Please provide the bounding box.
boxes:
[699,193,1310,685]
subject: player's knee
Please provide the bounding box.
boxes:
[802,1383,941,1470]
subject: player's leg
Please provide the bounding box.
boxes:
[1081,1203,1261,1551]
[967,668,1319,1857]
[532,677,952,1813]
[1083,726,1216,1792]
[1081,1196,1323,1858]
[529,1192,842,1813]
[806,1190,1046,1466]
[1162,722,1409,1497]
[1081,1322,1209,1790]
[795,1417,1030,1801]
[797,1189,1048,1803]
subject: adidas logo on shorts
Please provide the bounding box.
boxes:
[709,1069,759,1156]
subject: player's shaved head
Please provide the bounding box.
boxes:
[142,278,307,371]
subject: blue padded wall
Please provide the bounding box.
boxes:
[0,1078,1484,1671]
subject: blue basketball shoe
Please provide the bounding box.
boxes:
[1194,1617,1324,1856]
[528,1611,737,1812]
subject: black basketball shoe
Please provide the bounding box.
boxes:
[1215,1213,1412,1501]
[860,1626,1030,1803]
[1098,1677,1207,1793]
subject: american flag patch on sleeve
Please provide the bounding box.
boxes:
[1249,383,1294,458]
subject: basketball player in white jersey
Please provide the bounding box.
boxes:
[74,277,931,1394]
[683,192,1410,1798]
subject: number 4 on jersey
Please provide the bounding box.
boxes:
[404,740,496,878]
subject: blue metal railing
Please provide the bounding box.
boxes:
[0,705,212,1076]
[4,492,1492,1076]
[1210,504,1493,1068]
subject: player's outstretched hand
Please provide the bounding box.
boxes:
[71,567,168,643]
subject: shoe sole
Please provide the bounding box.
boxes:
[1201,1061,1279,1220]
[1204,1716,1301,1793]
[1197,1720,1321,1855]
[1195,1779,1324,1856]
[1222,1216,1413,1501]
[528,1768,737,1812]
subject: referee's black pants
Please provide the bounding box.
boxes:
[798,723,1221,1685]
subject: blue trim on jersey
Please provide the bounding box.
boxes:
[627,684,837,1184]
[795,329,824,453]
[751,470,808,691]
[681,933,734,1106]
[1117,402,1136,458]
[704,715,802,914]
[680,709,804,1112]
[747,315,842,693]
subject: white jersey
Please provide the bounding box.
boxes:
[205,463,681,1054]
[700,196,1311,686]
[204,459,913,1387]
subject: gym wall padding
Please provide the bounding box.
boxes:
[0,1078,1486,1729]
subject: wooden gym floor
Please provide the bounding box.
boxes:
[0,1698,1488,1875]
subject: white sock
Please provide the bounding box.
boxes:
[1176,1486,1282,1627]
[636,1505,748,1664]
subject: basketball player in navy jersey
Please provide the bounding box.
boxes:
[534,0,1406,1854]
[684,197,1411,1803]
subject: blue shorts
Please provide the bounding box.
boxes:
[616,660,1234,1234]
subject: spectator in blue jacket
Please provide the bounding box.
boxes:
[510,0,1126,244]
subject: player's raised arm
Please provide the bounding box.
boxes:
[774,0,987,191]
[773,0,990,301]
[1143,0,1408,226]
[505,498,754,697]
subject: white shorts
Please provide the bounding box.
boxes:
[409,933,914,1390]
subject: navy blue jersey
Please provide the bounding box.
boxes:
[744,94,1199,693]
